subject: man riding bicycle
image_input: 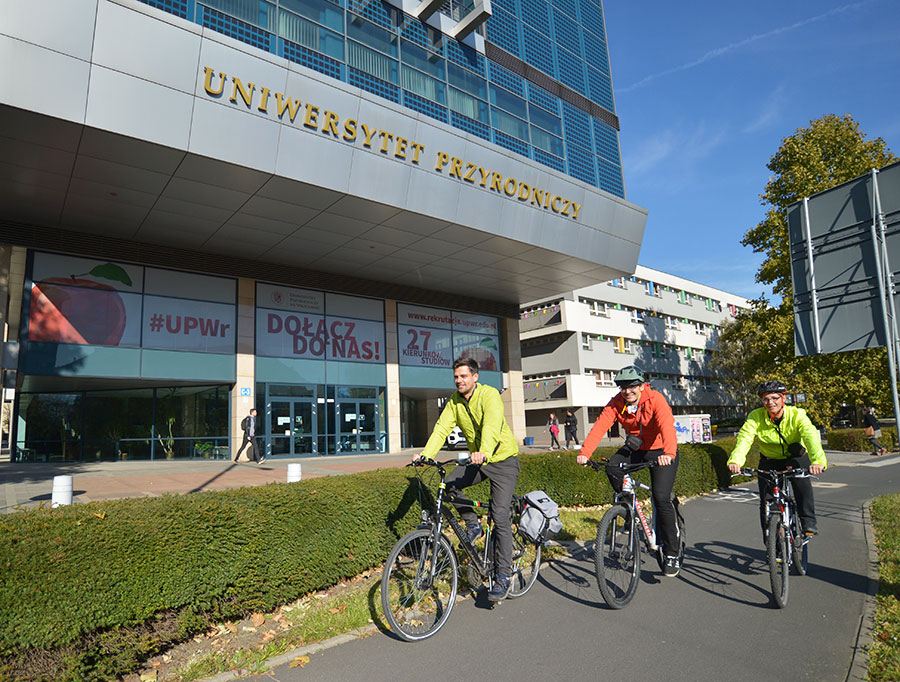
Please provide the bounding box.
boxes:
[576,365,682,577]
[414,357,520,601]
[727,380,827,537]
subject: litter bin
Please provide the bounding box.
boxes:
[523,437,535,446]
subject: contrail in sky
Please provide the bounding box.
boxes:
[617,1,873,94]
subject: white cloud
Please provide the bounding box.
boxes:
[624,121,727,188]
[743,83,787,134]
[618,2,874,94]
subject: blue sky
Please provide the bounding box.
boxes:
[604,0,900,301]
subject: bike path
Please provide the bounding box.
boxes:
[258,454,897,682]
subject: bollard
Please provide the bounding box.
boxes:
[287,463,302,483]
[51,475,73,507]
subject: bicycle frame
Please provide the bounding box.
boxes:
[757,469,810,556]
[614,472,659,553]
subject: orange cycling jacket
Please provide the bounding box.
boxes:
[579,383,678,459]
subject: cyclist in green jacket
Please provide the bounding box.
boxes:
[415,357,520,601]
[727,380,827,536]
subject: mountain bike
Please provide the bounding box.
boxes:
[732,467,814,608]
[380,458,542,641]
[586,458,685,609]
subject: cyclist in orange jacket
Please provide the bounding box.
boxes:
[576,365,681,576]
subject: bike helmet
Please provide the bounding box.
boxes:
[756,380,787,396]
[614,365,645,387]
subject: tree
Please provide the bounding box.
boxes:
[717,115,896,426]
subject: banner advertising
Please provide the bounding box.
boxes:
[397,304,501,370]
[257,311,384,362]
[27,252,237,353]
[398,325,453,368]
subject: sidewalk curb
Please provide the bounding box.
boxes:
[846,499,878,682]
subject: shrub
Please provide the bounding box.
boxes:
[826,427,896,452]
[0,441,750,681]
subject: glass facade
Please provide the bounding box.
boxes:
[15,385,230,462]
[137,0,625,197]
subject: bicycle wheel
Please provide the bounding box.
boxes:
[381,529,459,641]
[595,505,640,609]
[766,513,789,608]
[508,526,542,598]
[789,511,808,576]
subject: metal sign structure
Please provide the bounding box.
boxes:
[788,160,900,426]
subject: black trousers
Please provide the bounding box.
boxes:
[605,447,680,556]
[564,427,579,447]
[445,456,520,576]
[758,453,816,532]
[236,434,260,462]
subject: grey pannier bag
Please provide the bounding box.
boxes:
[518,490,563,543]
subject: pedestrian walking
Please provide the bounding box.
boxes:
[545,412,561,449]
[564,409,579,449]
[234,408,262,463]
[863,407,887,455]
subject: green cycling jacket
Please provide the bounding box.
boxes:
[420,383,519,463]
[728,405,827,468]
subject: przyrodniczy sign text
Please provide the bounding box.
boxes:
[203,67,582,220]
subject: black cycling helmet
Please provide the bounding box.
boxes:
[756,380,787,396]
[614,365,645,387]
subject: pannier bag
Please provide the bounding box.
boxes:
[519,490,563,543]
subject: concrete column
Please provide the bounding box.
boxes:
[231,278,255,460]
[384,300,401,453]
[1,246,26,461]
[574,405,590,444]
[500,317,526,443]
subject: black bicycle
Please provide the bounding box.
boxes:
[380,458,542,641]
[587,458,685,608]
[732,467,814,608]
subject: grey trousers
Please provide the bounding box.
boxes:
[445,456,521,576]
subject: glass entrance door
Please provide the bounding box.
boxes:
[335,400,380,453]
[269,399,317,456]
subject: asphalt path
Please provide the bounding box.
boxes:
[262,455,898,682]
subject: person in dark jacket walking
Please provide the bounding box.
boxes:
[234,408,262,463]
[564,409,579,449]
[863,407,887,455]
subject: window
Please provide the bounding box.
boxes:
[694,321,706,334]
[579,297,608,317]
[608,278,625,289]
[614,337,632,354]
[630,308,644,324]
[582,333,592,350]
[645,281,661,297]
[677,290,689,304]
[651,342,666,359]
[665,316,678,330]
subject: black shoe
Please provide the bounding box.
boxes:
[663,555,681,577]
[488,574,511,601]
[465,523,483,544]
[803,525,818,537]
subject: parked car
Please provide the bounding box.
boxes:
[445,427,466,450]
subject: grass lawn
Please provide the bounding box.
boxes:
[868,494,900,681]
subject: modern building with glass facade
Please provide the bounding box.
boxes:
[519,265,751,444]
[0,0,646,461]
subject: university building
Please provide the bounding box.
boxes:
[0,0,647,461]
[520,265,751,443]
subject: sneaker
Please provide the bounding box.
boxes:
[488,574,511,601]
[464,523,483,545]
[663,555,681,577]
[803,523,818,537]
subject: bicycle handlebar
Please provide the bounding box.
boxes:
[730,467,814,480]
[583,457,656,473]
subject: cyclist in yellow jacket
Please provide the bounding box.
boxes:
[416,357,520,601]
[727,380,827,536]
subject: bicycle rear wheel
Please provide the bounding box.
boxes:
[508,526,542,598]
[789,510,808,576]
[381,529,459,641]
[595,505,640,609]
[766,513,789,608]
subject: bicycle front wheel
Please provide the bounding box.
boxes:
[595,505,640,609]
[381,529,459,641]
[766,513,789,608]
[789,511,808,576]
[508,527,542,598]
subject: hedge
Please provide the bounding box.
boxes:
[0,438,751,681]
[827,427,897,453]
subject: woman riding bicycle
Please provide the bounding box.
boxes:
[576,365,682,577]
[727,380,827,537]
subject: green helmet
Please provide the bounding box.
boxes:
[614,365,645,387]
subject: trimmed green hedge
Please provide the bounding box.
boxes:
[0,439,750,681]
[827,427,897,452]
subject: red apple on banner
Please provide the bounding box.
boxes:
[28,263,132,346]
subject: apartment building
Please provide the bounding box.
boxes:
[520,265,750,444]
